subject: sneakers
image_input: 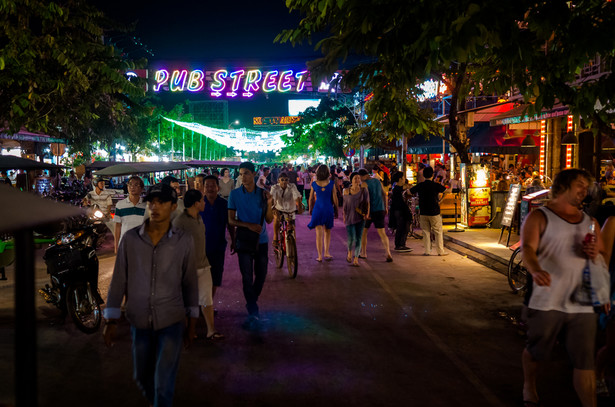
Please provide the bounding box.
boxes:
[394,246,413,252]
[438,252,449,256]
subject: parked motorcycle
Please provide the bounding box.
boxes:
[39,208,105,334]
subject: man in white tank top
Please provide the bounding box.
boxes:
[521,168,609,407]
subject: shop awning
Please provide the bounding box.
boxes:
[468,123,539,154]
[407,134,451,154]
[0,128,66,144]
[183,160,243,168]
[408,123,540,155]
[490,103,569,126]
[93,162,189,177]
[0,155,62,170]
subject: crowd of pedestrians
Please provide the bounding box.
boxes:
[92,159,615,407]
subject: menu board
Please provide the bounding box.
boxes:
[468,188,490,206]
[501,184,521,228]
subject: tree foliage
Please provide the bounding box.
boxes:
[505,1,615,133]
[0,0,147,156]
[281,98,355,160]
[277,0,530,163]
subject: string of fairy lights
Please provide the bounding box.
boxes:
[162,117,290,152]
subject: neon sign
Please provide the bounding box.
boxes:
[152,68,349,98]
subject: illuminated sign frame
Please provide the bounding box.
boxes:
[151,68,348,98]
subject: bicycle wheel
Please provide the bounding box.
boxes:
[275,230,285,268]
[507,248,528,293]
[286,234,298,279]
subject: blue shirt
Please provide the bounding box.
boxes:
[228,185,268,244]
[365,178,385,212]
[200,196,228,251]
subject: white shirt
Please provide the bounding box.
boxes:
[271,183,301,212]
[113,196,147,242]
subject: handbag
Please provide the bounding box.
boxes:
[571,254,611,307]
[234,188,267,255]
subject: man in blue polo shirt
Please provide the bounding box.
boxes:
[199,174,235,307]
[228,161,273,329]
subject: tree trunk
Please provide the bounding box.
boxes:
[447,63,470,164]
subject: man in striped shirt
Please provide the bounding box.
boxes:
[114,176,147,253]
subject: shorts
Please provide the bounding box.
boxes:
[526,309,597,369]
[197,266,213,307]
[365,210,385,229]
[206,249,226,287]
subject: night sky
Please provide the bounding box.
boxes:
[90,0,325,127]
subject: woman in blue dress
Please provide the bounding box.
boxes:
[308,165,338,261]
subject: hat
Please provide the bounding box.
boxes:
[94,177,105,185]
[145,183,178,204]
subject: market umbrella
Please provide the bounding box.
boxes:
[0,185,84,406]
[0,155,62,171]
[93,161,189,176]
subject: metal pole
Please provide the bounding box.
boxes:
[182,128,185,162]
[171,123,174,161]
[158,119,161,161]
[191,131,194,160]
[15,229,36,407]
[199,133,202,161]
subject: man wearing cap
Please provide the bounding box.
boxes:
[228,161,273,329]
[103,183,199,407]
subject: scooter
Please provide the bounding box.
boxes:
[39,208,105,334]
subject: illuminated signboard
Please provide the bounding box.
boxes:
[253,116,301,126]
[152,68,349,98]
[417,79,448,102]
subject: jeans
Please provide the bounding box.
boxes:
[392,209,410,248]
[237,243,269,316]
[419,214,444,255]
[131,321,184,407]
[345,221,365,258]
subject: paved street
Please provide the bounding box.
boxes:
[0,213,608,406]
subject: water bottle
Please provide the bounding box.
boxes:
[582,222,598,305]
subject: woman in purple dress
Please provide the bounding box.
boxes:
[308,165,338,261]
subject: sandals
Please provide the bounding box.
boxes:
[206,332,225,341]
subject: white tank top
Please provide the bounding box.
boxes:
[528,206,594,313]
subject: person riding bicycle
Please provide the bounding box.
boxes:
[271,172,303,248]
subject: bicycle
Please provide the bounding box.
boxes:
[408,195,423,239]
[273,210,298,279]
[507,242,528,293]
